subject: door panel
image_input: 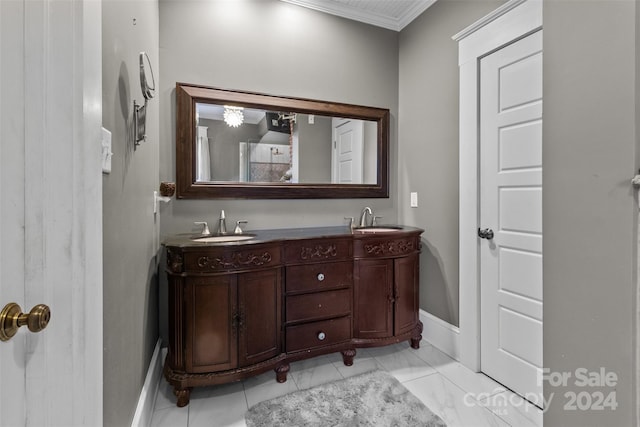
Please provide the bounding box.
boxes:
[498,51,542,110]
[354,259,393,338]
[499,248,542,301]
[186,276,238,373]
[480,30,543,405]
[499,187,542,233]
[238,269,282,366]
[499,307,543,367]
[499,121,542,170]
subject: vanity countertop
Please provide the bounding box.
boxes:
[163,225,424,248]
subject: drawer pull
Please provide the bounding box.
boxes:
[317,273,325,281]
[317,331,326,341]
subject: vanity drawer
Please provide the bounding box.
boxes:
[286,289,352,323]
[286,316,351,353]
[183,244,281,273]
[284,238,352,264]
[286,261,352,293]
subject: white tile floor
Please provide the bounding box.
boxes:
[151,342,542,427]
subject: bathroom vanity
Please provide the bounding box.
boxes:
[163,225,423,406]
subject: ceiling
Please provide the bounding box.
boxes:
[280,0,437,31]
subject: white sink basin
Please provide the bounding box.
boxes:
[191,234,256,243]
[354,227,402,234]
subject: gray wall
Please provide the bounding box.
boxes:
[398,0,505,326]
[158,0,398,237]
[201,118,261,181]
[543,1,637,425]
[102,1,160,426]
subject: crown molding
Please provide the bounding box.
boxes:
[281,0,436,32]
[397,0,437,30]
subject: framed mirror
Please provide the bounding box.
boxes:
[176,83,389,199]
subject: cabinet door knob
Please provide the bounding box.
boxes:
[317,273,325,281]
[317,331,326,340]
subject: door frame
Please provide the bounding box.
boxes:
[453,0,542,372]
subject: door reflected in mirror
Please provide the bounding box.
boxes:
[195,103,378,185]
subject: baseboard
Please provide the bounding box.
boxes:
[420,309,460,361]
[131,339,163,427]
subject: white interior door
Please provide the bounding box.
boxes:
[332,118,364,184]
[1,1,103,425]
[479,30,543,405]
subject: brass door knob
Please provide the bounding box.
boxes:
[0,303,51,342]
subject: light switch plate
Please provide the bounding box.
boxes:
[102,127,113,174]
[410,192,418,208]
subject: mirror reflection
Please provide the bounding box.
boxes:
[175,83,389,199]
[195,103,378,185]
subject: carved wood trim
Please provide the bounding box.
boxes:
[196,251,273,270]
[364,239,414,256]
[167,249,184,273]
[300,244,337,260]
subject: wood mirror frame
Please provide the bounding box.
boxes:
[176,82,389,199]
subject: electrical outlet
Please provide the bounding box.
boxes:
[410,192,418,208]
[308,114,315,124]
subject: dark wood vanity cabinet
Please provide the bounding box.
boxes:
[165,243,284,406]
[184,269,281,373]
[353,235,422,348]
[163,227,423,406]
[354,254,420,345]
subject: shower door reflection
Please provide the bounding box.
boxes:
[239,142,294,183]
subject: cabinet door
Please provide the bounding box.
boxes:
[186,275,238,373]
[238,268,282,367]
[354,258,393,338]
[394,253,420,336]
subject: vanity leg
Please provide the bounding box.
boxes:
[410,336,421,349]
[410,321,424,349]
[341,349,356,366]
[275,363,290,383]
[174,387,191,407]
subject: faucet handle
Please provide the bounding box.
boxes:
[372,216,383,226]
[344,217,355,230]
[194,221,211,236]
[234,220,248,234]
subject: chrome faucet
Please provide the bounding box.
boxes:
[234,220,248,234]
[194,221,211,236]
[359,206,373,228]
[217,210,228,235]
